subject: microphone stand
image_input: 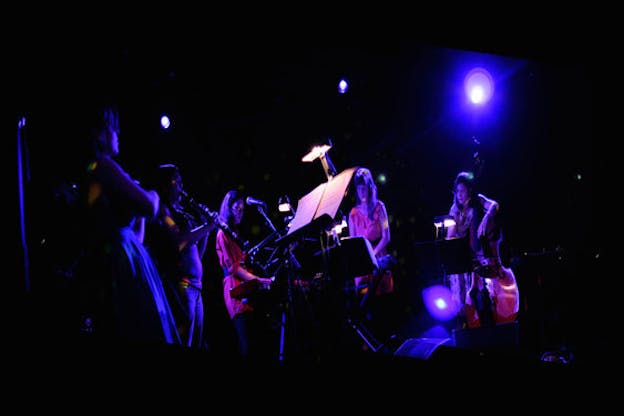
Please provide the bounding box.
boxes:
[255,205,307,362]
[255,205,277,232]
[276,237,305,362]
[17,116,31,294]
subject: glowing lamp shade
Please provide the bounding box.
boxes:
[464,67,494,105]
[278,195,293,213]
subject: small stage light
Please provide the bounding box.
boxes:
[338,78,348,94]
[160,115,171,130]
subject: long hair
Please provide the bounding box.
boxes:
[90,105,120,159]
[219,189,244,229]
[453,171,477,211]
[354,167,378,219]
[155,163,179,191]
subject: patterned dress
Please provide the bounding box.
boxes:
[447,197,519,328]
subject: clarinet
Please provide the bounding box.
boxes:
[180,190,272,276]
[180,189,250,252]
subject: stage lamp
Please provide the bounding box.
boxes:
[278,195,295,226]
[278,195,294,214]
[329,217,348,236]
[434,215,456,239]
[302,144,332,162]
[324,217,348,247]
[301,142,337,180]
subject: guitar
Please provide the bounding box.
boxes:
[229,277,274,300]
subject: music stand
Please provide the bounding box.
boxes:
[436,237,472,276]
[276,167,357,246]
[323,236,387,352]
[328,236,378,281]
[272,167,357,360]
[434,237,475,331]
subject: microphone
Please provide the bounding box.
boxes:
[246,196,267,209]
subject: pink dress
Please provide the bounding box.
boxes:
[216,229,254,319]
[348,201,394,295]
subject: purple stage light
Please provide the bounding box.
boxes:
[338,79,348,94]
[422,284,459,321]
[464,67,494,105]
[160,115,171,130]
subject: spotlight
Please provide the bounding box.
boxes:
[422,285,458,321]
[464,67,494,105]
[338,78,348,94]
[160,115,171,130]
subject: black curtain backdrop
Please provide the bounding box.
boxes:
[14,36,599,364]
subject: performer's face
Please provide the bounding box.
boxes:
[356,184,369,203]
[232,199,244,225]
[101,126,119,156]
[455,183,470,205]
[169,174,182,203]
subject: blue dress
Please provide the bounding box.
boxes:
[78,158,180,345]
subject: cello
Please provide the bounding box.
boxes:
[467,142,520,327]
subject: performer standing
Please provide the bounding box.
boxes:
[215,190,274,359]
[76,104,180,345]
[148,164,215,348]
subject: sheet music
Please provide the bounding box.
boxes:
[286,167,357,236]
[287,182,326,236]
[314,167,356,220]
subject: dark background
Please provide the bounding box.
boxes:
[14,35,599,363]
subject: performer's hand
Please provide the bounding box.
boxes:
[258,277,273,289]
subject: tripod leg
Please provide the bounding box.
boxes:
[469,278,495,327]
[278,309,286,361]
[348,318,381,352]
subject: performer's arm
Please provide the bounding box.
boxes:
[218,231,272,285]
[160,205,214,252]
[93,156,159,218]
[373,202,391,257]
[477,193,499,238]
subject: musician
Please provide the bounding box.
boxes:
[215,190,274,359]
[149,164,215,348]
[446,171,519,328]
[75,104,179,345]
[348,167,397,343]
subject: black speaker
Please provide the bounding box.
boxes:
[452,322,520,351]
[393,337,454,360]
